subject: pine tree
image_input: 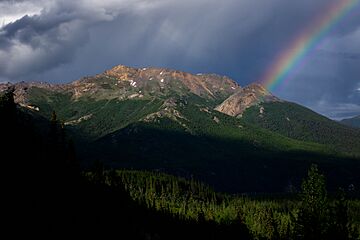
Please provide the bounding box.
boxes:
[92,160,105,186]
[0,86,15,109]
[326,190,349,240]
[0,87,16,138]
[262,207,279,240]
[295,164,329,240]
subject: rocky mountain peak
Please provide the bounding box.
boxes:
[70,65,241,100]
[244,83,268,92]
[1,64,243,104]
[103,65,139,80]
[215,83,279,117]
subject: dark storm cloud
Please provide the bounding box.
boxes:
[0,0,158,78]
[0,0,118,78]
[0,0,360,118]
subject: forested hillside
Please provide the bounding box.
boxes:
[90,104,360,193]
[242,102,360,156]
[1,88,359,239]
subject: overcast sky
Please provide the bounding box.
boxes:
[0,0,360,119]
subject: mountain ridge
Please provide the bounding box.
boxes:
[1,65,240,105]
[341,115,360,128]
[1,65,279,129]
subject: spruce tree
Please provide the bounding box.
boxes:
[295,164,329,240]
[326,190,349,240]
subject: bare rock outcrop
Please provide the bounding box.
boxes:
[215,83,280,117]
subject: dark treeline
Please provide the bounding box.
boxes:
[1,88,359,239]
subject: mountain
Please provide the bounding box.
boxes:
[1,65,359,193]
[5,65,239,139]
[215,84,279,117]
[10,65,239,104]
[215,84,360,157]
[341,115,360,128]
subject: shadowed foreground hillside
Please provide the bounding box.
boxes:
[1,89,251,239]
[1,86,360,239]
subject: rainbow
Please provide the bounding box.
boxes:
[260,0,359,91]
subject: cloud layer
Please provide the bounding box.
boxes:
[0,0,159,79]
[0,0,359,119]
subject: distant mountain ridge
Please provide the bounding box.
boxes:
[2,65,239,105]
[341,115,360,128]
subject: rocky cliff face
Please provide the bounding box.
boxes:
[215,83,280,117]
[99,65,240,99]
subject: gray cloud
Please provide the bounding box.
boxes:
[0,0,360,118]
[0,0,44,27]
[0,0,160,78]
